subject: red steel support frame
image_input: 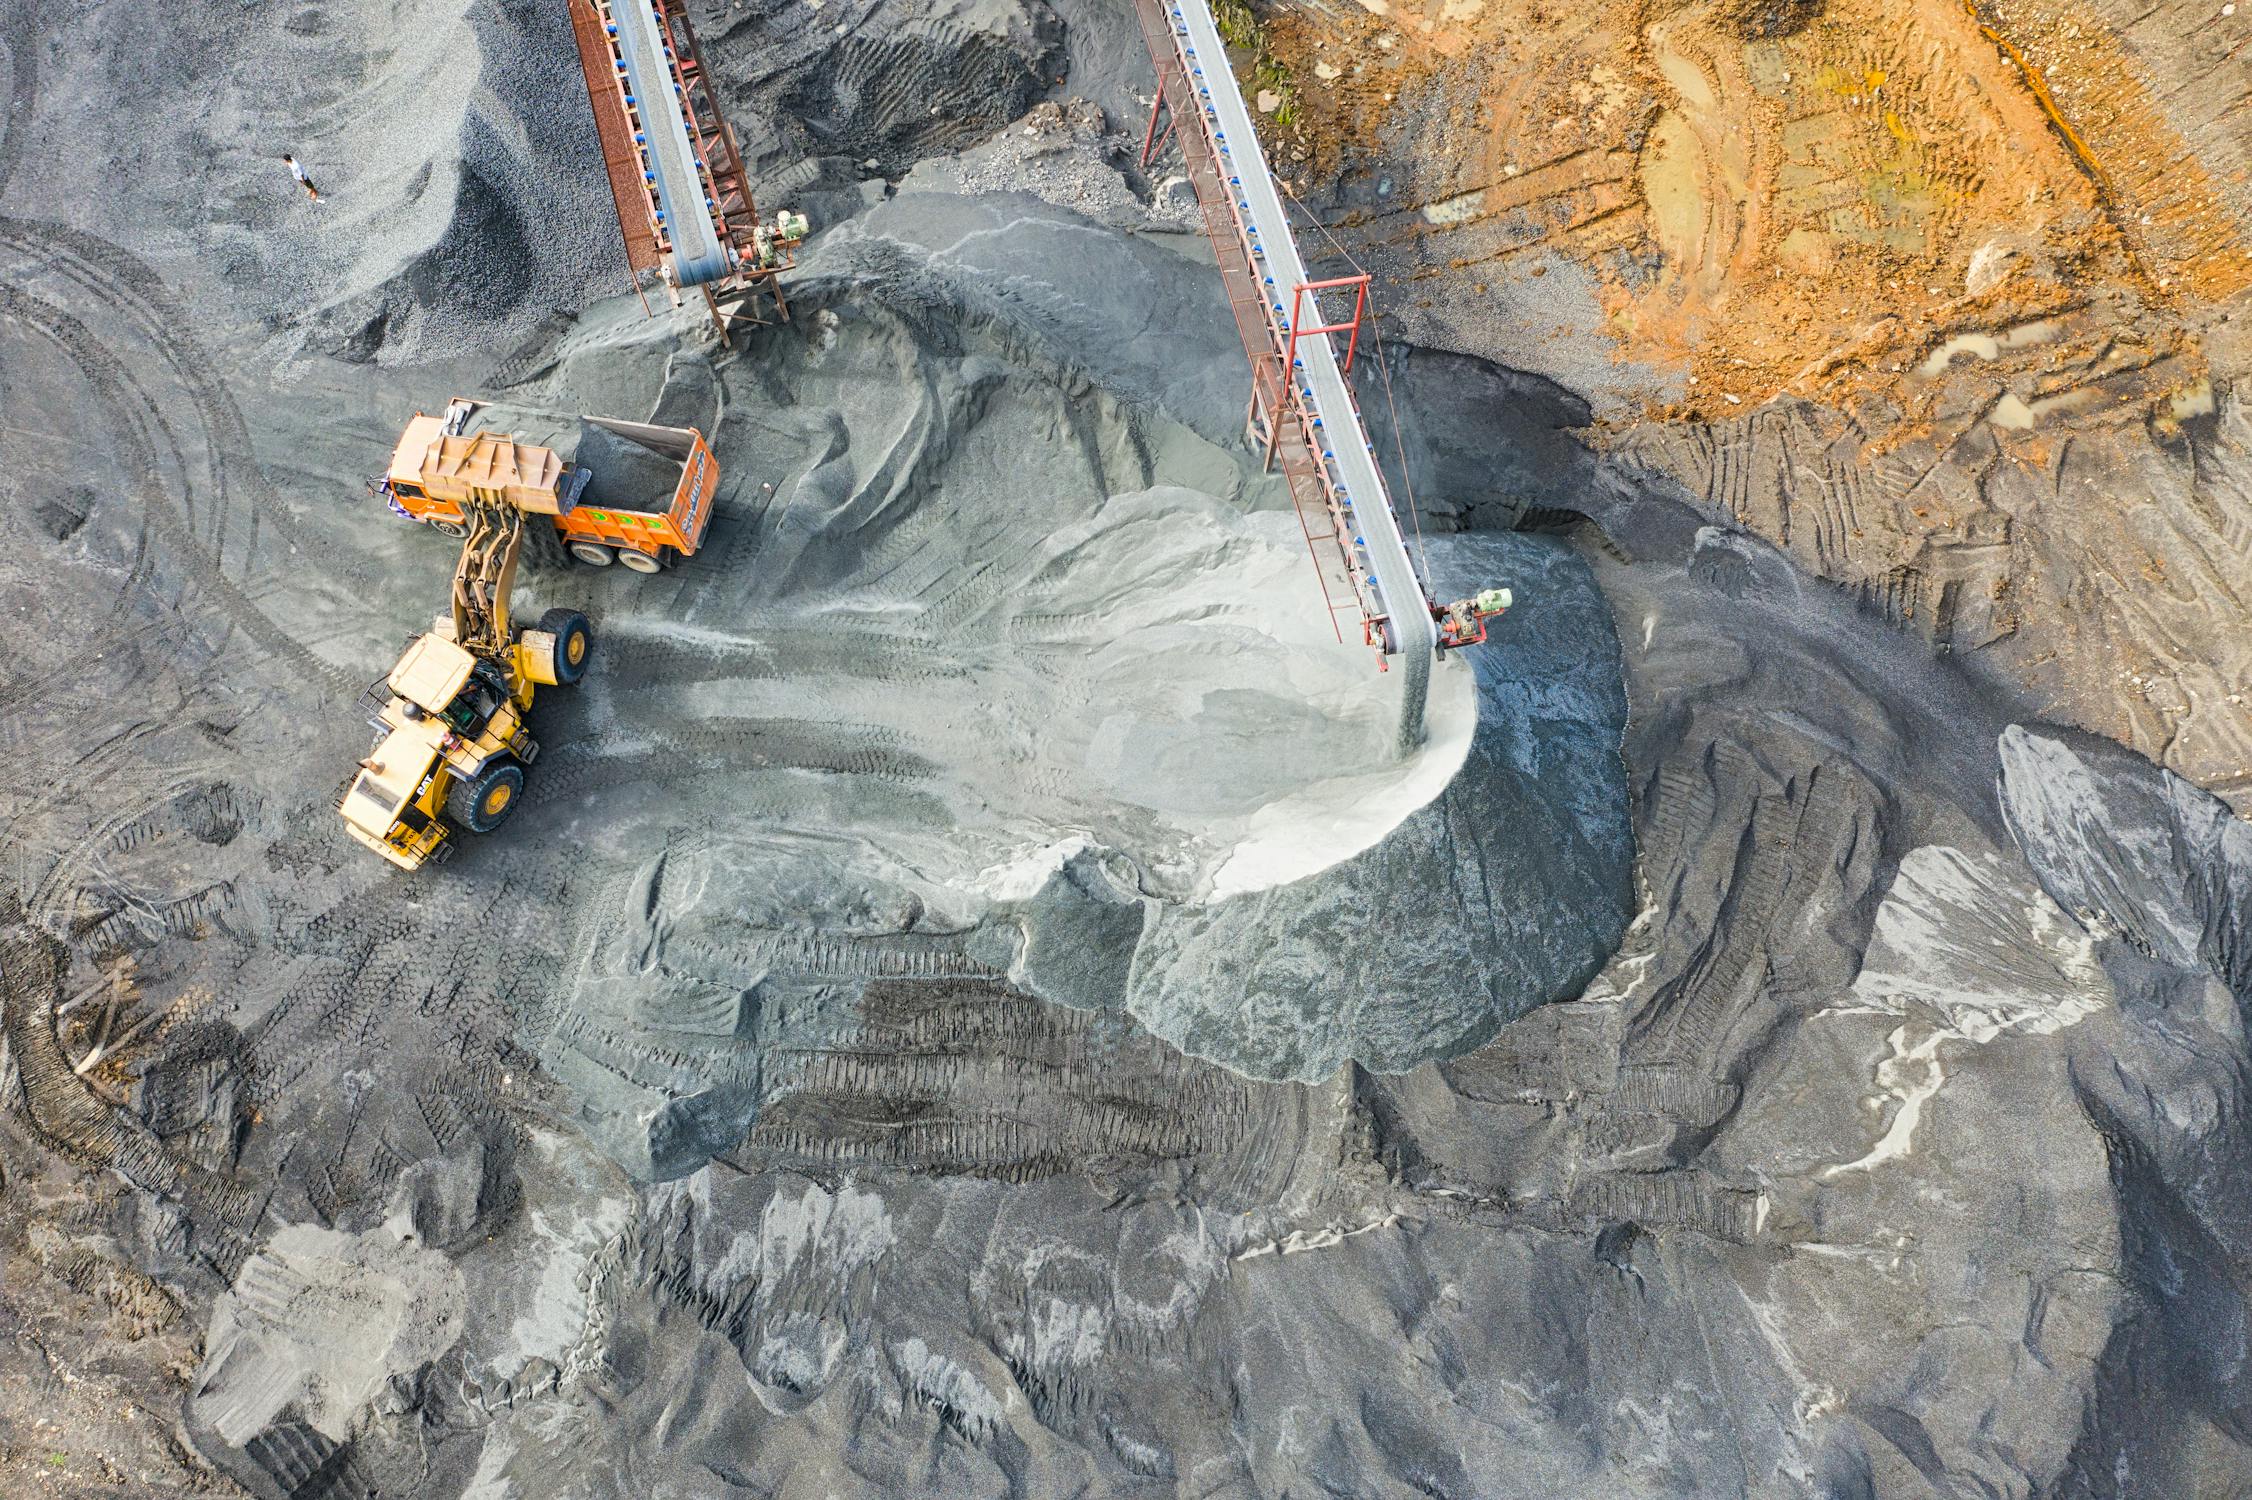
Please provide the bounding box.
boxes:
[654,0,794,328]
[569,0,661,310]
[1128,0,1389,653]
[1288,275,1369,375]
[1139,61,1180,169]
[570,0,798,334]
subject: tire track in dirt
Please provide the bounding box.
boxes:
[0,895,264,1278]
[0,280,357,930]
[0,283,352,694]
[0,0,35,194]
[0,216,379,593]
[522,716,939,815]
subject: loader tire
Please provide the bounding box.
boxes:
[537,608,592,686]
[444,759,525,835]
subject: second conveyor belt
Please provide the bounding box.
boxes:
[1162,0,1438,747]
[609,0,730,286]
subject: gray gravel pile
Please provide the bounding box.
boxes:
[901,97,1203,232]
[697,0,1066,216]
[6,0,614,366]
[6,2,2252,1498]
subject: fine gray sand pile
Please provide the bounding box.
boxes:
[3,2,2251,1499]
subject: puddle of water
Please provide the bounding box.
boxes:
[1655,49,1718,114]
[2170,377,2216,421]
[1987,392,2036,430]
[1640,110,1705,268]
[1746,42,1789,99]
[2029,387,2099,422]
[1421,188,1486,227]
[1922,333,1999,377]
[1919,320,2062,377]
[1986,382,2098,431]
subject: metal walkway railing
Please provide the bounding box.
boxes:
[1131,0,1442,748]
[570,0,800,327]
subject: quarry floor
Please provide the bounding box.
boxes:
[0,1,2249,1497]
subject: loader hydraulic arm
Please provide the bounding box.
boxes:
[451,499,527,658]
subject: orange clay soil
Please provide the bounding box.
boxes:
[1256,0,2249,425]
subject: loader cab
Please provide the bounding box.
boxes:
[387,634,506,738]
[440,660,511,739]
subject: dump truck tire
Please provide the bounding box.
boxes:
[444,759,525,835]
[569,541,616,567]
[618,548,662,575]
[538,608,593,686]
[431,519,469,539]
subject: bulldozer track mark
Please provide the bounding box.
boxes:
[1626,758,1875,1076]
[34,1241,186,1336]
[742,981,1305,1204]
[238,1424,378,1500]
[1639,805,1786,1065]
[1639,759,1720,886]
[663,929,1006,984]
[76,880,239,960]
[1553,1169,1762,1244]
[106,781,250,857]
[794,17,1055,170]
[548,1010,753,1088]
[1,896,262,1276]
[0,1,35,194]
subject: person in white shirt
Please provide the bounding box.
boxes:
[281,154,320,202]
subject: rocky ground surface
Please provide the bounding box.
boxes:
[1,1,2249,1497]
[1252,0,2252,815]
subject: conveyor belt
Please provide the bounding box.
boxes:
[1158,1,1438,745]
[609,0,729,285]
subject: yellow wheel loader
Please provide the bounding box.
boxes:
[338,398,723,871]
[337,486,591,872]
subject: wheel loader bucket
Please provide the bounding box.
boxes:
[517,630,564,687]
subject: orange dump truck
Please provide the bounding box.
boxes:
[373,397,718,572]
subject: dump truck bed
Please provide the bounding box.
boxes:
[449,402,695,511]
[383,399,720,563]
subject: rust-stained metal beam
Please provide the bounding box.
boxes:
[570,0,662,300]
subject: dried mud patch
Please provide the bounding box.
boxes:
[1260,0,2248,419]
